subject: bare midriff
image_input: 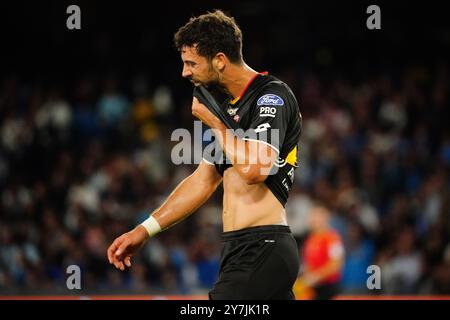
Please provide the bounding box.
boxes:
[222,167,287,232]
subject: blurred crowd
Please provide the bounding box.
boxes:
[287,63,450,295]
[0,61,449,296]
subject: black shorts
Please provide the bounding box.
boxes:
[209,225,300,300]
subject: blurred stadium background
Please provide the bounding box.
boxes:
[0,0,449,298]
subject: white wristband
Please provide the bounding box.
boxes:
[140,216,161,237]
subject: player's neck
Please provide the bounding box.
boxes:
[222,62,258,99]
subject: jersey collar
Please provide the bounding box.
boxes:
[230,71,269,105]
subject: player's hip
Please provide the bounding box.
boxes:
[210,225,299,299]
[219,225,299,276]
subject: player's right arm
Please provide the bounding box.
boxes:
[107,160,222,270]
[148,160,222,229]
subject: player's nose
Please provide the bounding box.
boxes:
[182,66,192,78]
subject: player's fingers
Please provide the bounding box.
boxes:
[107,243,117,264]
[124,256,132,268]
[107,238,121,263]
[115,261,125,271]
[115,240,130,258]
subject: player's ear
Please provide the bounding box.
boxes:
[212,53,226,72]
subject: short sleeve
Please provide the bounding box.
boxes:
[243,91,291,155]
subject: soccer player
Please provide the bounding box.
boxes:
[107,9,303,300]
[295,205,344,300]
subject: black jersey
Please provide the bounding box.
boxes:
[203,73,303,207]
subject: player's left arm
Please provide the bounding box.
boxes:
[192,90,290,184]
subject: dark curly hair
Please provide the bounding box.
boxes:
[174,10,243,63]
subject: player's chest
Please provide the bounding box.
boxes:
[225,101,253,129]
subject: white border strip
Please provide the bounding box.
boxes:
[202,158,215,166]
[242,138,280,155]
[259,114,276,117]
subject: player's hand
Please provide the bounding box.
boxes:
[107,226,149,271]
[191,97,224,129]
[299,272,321,287]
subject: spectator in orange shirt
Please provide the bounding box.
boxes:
[295,205,345,300]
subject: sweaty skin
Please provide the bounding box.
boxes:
[222,166,287,231]
[107,45,286,271]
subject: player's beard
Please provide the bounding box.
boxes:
[191,66,228,96]
[203,68,227,95]
[190,75,219,90]
[203,78,221,91]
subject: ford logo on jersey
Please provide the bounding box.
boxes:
[257,94,284,106]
